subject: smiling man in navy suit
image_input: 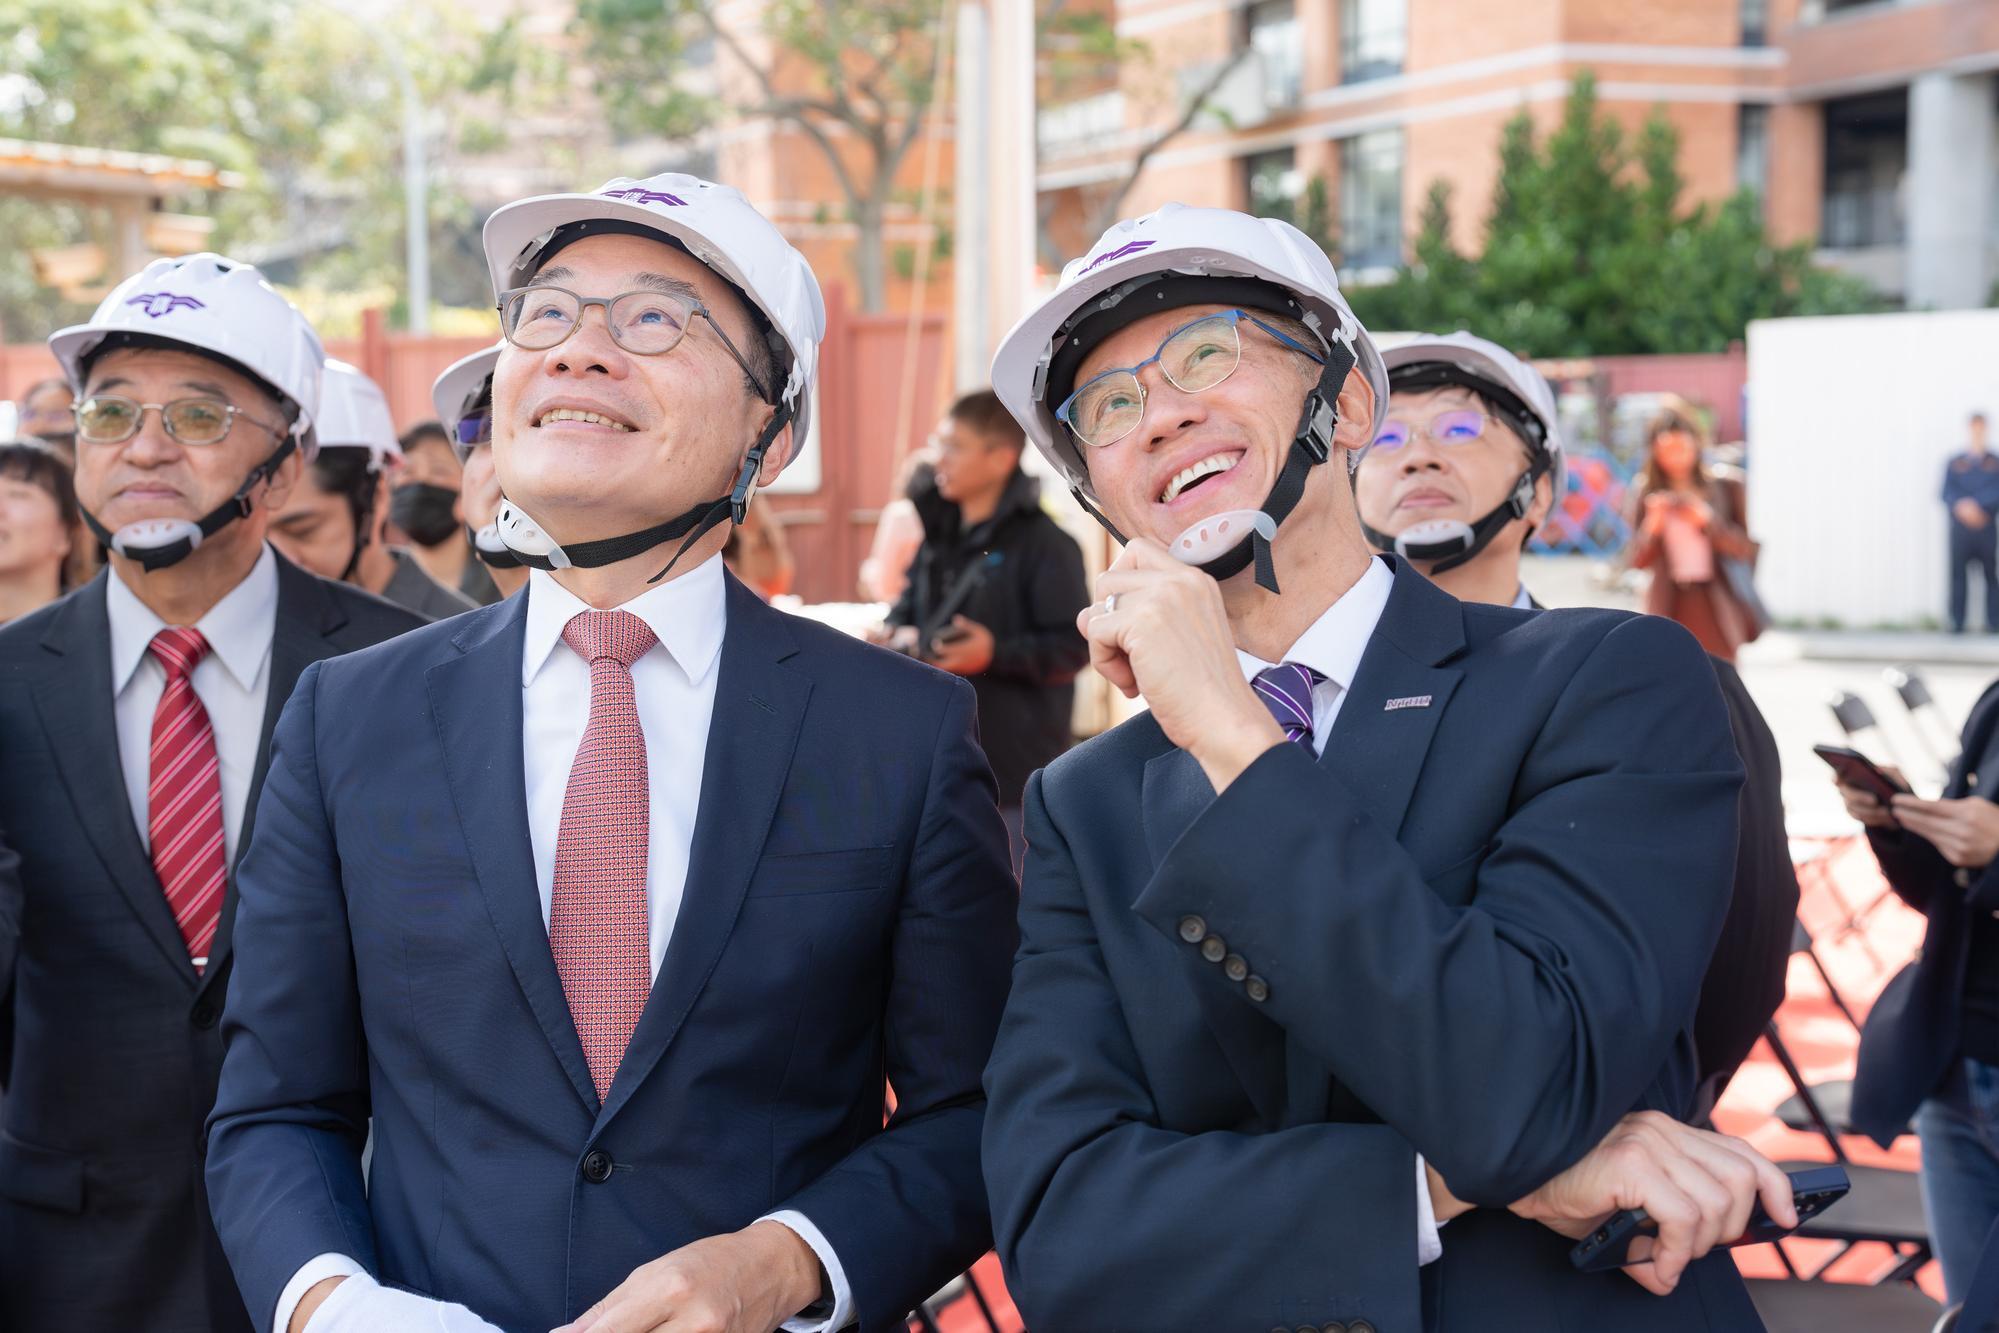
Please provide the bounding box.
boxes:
[204,176,1017,1333]
[981,206,1791,1333]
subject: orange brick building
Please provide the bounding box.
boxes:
[1037,0,1999,308]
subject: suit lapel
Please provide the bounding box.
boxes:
[596,576,810,1131]
[429,591,601,1113]
[29,576,196,985]
[1141,744,1289,1127]
[200,556,348,996]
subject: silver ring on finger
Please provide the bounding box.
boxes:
[1104,593,1118,615]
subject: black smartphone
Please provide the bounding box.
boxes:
[1813,743,1909,805]
[1569,1165,1850,1273]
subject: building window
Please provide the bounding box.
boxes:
[1822,89,1908,249]
[1340,129,1403,269]
[1245,147,1302,220]
[1740,0,1768,46]
[1736,103,1769,201]
[1244,0,1303,108]
[1340,0,1406,84]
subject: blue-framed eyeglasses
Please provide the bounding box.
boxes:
[1056,309,1325,449]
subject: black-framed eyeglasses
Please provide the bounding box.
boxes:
[496,285,773,403]
[1056,309,1325,449]
[73,394,285,447]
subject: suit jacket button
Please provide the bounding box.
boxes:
[1179,915,1208,943]
[1958,869,1974,889]
[1322,1324,1349,1333]
[191,1001,219,1030]
[581,1150,614,1184]
[1200,936,1227,963]
[1294,1325,1319,1333]
[1245,975,1270,1003]
[1224,954,1249,982]
[1347,1322,1375,1333]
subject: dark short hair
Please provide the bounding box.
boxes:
[1973,412,1988,426]
[949,389,1024,451]
[398,420,455,457]
[308,447,382,539]
[20,377,71,407]
[0,438,80,535]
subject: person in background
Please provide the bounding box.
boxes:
[433,343,526,603]
[1944,412,1999,634]
[873,390,1089,868]
[1840,681,1999,1306]
[15,377,76,459]
[723,496,794,599]
[391,418,489,602]
[0,253,423,1333]
[268,360,475,621]
[1627,404,1759,662]
[0,439,76,626]
[1353,331,1798,1116]
[857,448,935,604]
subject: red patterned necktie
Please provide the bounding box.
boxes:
[146,627,227,972]
[550,609,658,1103]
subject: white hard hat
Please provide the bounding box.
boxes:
[50,252,324,452]
[481,173,824,468]
[991,202,1388,498]
[432,342,502,461]
[1380,330,1565,502]
[316,360,400,470]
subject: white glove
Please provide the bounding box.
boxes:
[303,1271,506,1333]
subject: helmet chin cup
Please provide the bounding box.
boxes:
[496,500,569,569]
[1394,518,1475,564]
[110,517,205,560]
[1169,509,1277,566]
[472,522,512,557]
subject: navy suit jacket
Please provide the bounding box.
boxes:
[0,557,423,1333]
[1852,678,1999,1146]
[205,572,1017,1333]
[983,558,1761,1333]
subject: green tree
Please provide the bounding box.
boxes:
[0,0,530,339]
[1345,72,1881,355]
[573,0,948,312]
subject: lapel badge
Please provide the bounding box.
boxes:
[1383,694,1433,711]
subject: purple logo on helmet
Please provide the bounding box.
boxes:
[125,292,206,318]
[1080,240,1155,274]
[601,187,689,207]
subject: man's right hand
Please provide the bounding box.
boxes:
[1956,497,1989,529]
[1504,1111,1794,1296]
[294,1272,504,1332]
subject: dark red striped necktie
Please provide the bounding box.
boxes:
[147,627,227,972]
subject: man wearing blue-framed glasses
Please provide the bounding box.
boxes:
[983,205,1786,1332]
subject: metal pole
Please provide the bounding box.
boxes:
[387,47,431,335]
[953,0,989,391]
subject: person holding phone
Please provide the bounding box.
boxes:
[1627,404,1760,662]
[869,390,1089,870]
[1837,680,1999,1305]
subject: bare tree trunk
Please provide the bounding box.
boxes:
[853,192,889,313]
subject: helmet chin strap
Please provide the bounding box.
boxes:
[81,436,297,573]
[1068,343,1354,595]
[497,403,791,582]
[1359,456,1548,575]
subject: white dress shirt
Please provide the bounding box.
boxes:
[1231,556,1445,1266]
[108,544,278,902]
[279,555,854,1333]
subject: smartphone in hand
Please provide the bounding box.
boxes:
[1568,1166,1850,1273]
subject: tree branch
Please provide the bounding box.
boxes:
[1094,45,1251,230]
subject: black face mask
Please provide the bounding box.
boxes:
[391,482,459,547]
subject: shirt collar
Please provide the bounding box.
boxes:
[1235,555,1394,692]
[522,553,727,689]
[1511,583,1534,610]
[107,544,279,695]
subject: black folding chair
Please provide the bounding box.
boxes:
[1886,667,1961,776]
[1762,1021,1932,1283]
[1831,690,1914,777]
[1771,919,1915,1138]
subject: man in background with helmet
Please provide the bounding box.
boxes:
[435,342,530,602]
[268,359,477,620]
[206,175,1016,1333]
[1353,330,1798,1117]
[981,207,1787,1331]
[0,254,422,1332]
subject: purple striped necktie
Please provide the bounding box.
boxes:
[1254,661,1325,749]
